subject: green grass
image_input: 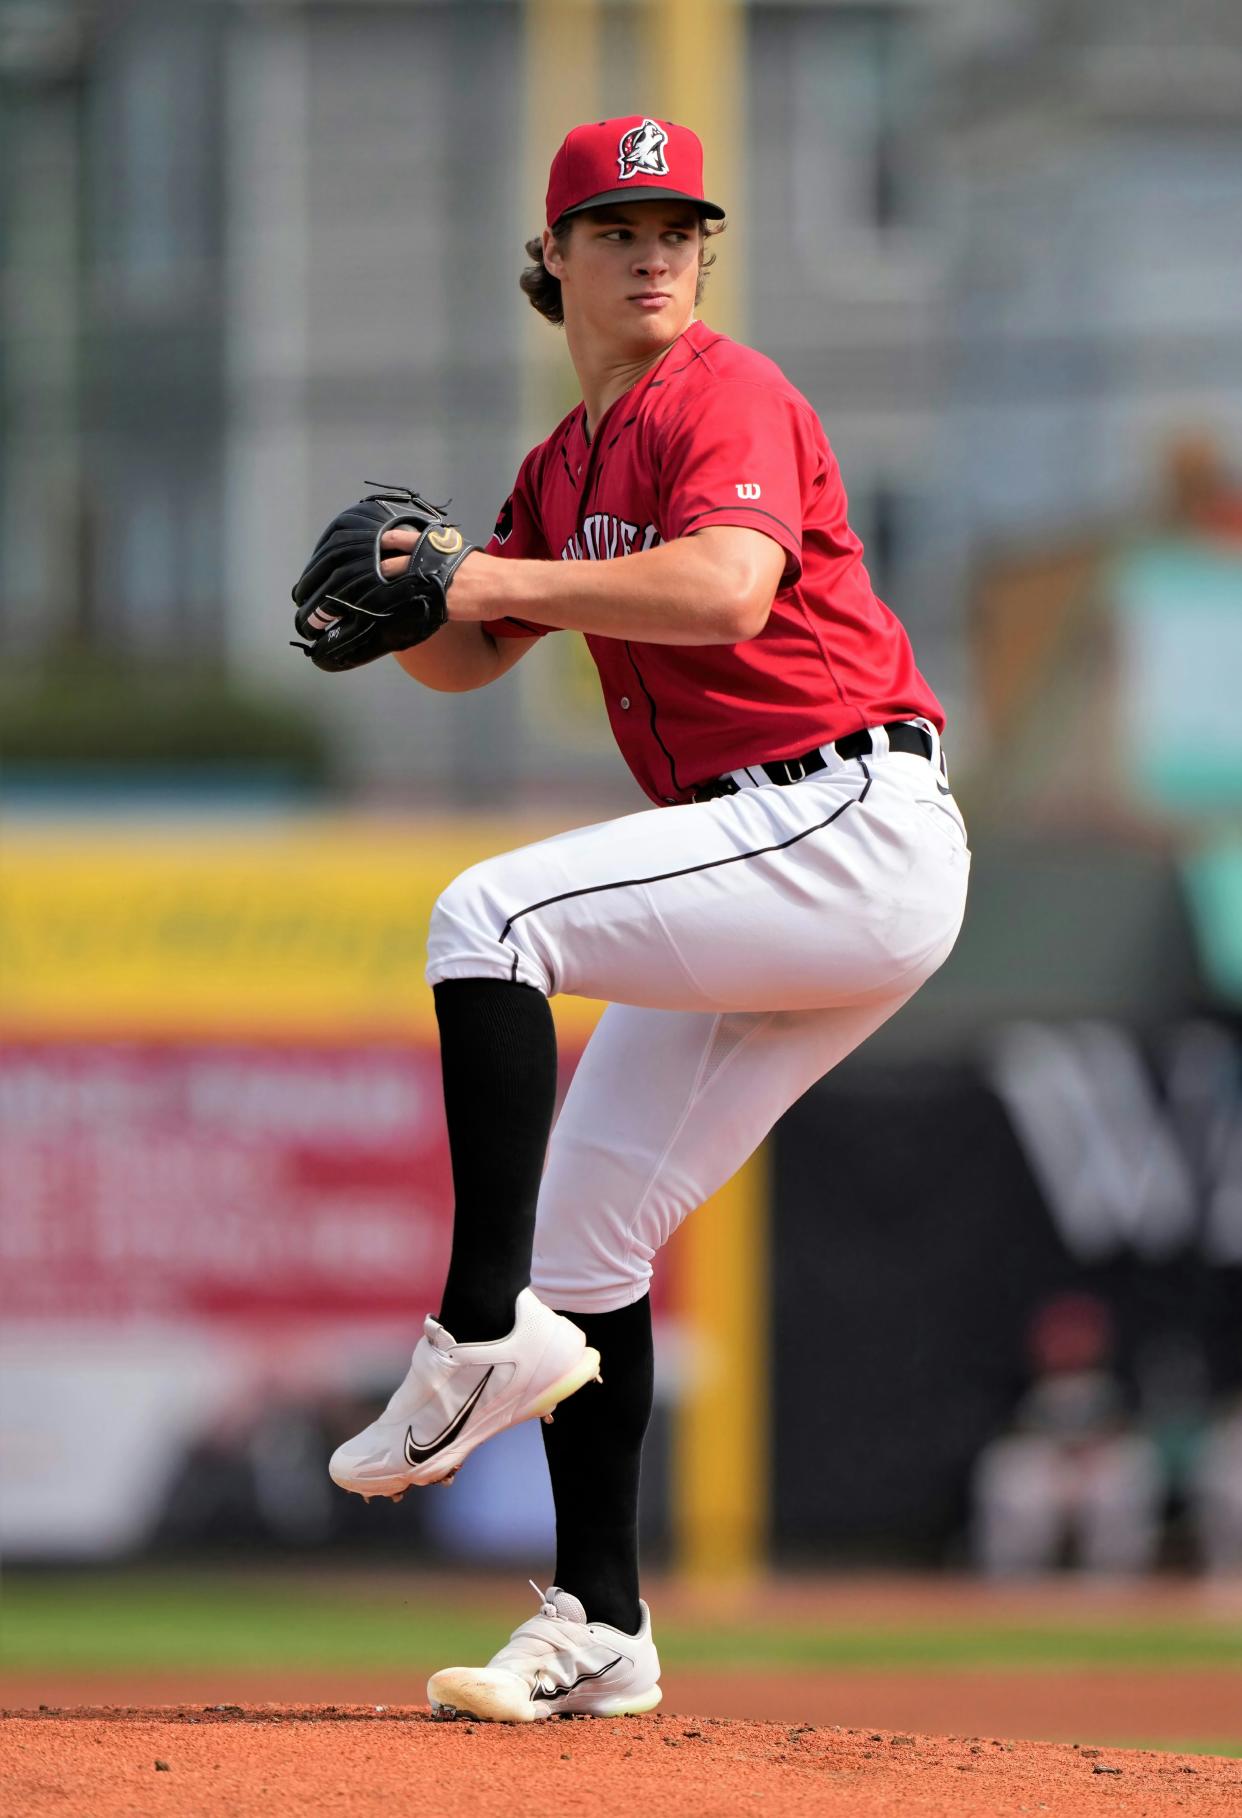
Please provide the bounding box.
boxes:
[3,1572,1241,1676]
[1164,1742,1242,1759]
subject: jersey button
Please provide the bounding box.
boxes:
[620,695,631,710]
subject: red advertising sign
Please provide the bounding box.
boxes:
[0,1041,456,1322]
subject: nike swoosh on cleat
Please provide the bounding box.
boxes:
[530,1656,623,1703]
[404,1366,495,1465]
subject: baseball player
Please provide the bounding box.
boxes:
[291,116,970,1722]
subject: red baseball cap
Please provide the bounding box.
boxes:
[546,116,726,227]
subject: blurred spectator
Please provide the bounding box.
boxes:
[1133,1327,1213,1539]
[153,1382,394,1553]
[1164,434,1242,544]
[971,1292,1164,1575]
[1191,1393,1242,1574]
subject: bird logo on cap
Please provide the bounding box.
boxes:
[617,119,669,181]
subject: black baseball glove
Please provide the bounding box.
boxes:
[290,485,477,673]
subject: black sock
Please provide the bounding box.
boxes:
[541,1295,653,1634]
[433,978,558,1343]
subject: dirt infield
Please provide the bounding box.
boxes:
[3,1706,1238,1818]
[4,1666,1240,1753]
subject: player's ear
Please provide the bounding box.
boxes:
[542,225,567,279]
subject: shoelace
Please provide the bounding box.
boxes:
[489,1584,580,1670]
[531,1579,560,1620]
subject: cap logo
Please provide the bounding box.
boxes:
[617,118,669,181]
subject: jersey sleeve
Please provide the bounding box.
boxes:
[480,453,558,641]
[656,380,810,584]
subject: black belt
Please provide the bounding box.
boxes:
[690,721,935,803]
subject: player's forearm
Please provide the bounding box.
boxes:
[451,537,772,646]
[392,620,508,691]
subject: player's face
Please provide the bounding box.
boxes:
[546,202,704,356]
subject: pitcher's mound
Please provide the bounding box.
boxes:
[3,1705,1238,1816]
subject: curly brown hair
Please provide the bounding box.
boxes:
[520,211,726,326]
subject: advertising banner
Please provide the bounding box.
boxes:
[0,817,610,1560]
[0,1040,453,1325]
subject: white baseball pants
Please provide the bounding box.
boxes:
[426,734,970,1314]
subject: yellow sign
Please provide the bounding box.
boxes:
[0,817,606,1041]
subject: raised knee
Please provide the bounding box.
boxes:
[429,864,488,944]
[426,860,549,992]
[427,862,501,977]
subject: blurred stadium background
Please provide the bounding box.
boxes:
[1,0,1240,1751]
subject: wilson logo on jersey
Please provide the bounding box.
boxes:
[617,119,669,181]
[736,483,762,500]
[562,515,662,562]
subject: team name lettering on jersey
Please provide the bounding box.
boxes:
[561,515,662,563]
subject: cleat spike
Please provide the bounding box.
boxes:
[542,1410,555,1425]
[390,1491,405,1504]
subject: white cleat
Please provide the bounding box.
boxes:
[329,1289,601,1498]
[428,1584,662,1723]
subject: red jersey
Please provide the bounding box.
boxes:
[482,319,944,806]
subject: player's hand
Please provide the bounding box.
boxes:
[380,525,494,622]
[379,523,426,578]
[291,487,477,671]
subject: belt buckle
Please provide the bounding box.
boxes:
[692,775,739,804]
